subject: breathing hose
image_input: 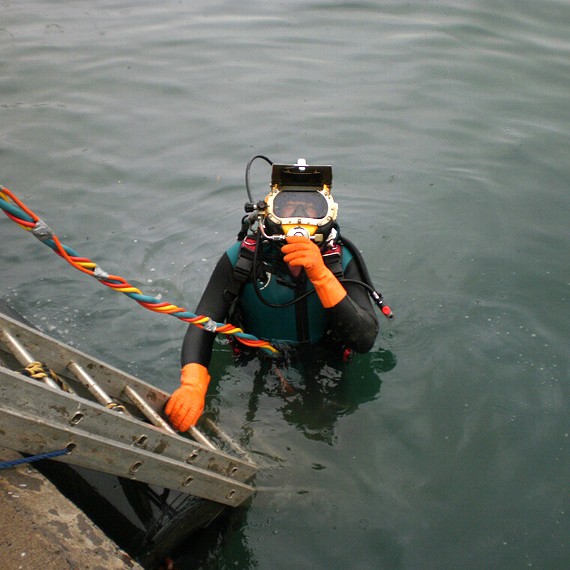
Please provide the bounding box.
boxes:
[248,223,393,319]
[337,233,394,319]
[0,185,278,354]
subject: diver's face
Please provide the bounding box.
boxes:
[273,190,328,220]
[279,199,320,218]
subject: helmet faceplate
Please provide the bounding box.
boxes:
[262,160,338,241]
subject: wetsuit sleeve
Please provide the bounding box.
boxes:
[327,258,379,353]
[180,252,236,368]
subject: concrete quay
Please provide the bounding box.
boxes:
[0,447,144,570]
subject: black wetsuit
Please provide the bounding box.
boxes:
[181,243,379,368]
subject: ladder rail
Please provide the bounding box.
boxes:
[0,405,253,507]
[0,366,256,483]
[0,312,169,413]
[0,311,255,472]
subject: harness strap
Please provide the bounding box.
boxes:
[234,237,257,282]
[224,237,257,302]
[322,244,343,279]
[225,237,344,304]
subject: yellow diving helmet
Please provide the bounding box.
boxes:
[262,159,338,243]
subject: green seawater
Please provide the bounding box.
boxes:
[2,1,569,568]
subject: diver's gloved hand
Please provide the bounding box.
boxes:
[282,235,347,308]
[165,363,210,431]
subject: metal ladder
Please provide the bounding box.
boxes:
[0,311,257,507]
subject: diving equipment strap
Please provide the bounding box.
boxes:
[224,236,344,304]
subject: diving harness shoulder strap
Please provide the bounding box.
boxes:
[223,236,344,304]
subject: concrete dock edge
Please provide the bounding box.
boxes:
[0,447,144,570]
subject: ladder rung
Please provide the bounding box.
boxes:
[67,360,122,410]
[0,328,65,391]
[203,417,253,462]
[0,329,35,366]
[123,385,217,450]
[122,385,175,433]
[188,425,217,451]
[0,311,258,492]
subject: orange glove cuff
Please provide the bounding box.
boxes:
[311,269,347,308]
[165,363,210,432]
[180,362,210,389]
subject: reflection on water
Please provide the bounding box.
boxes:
[209,343,396,447]
[176,346,396,570]
[178,343,397,567]
[175,506,256,570]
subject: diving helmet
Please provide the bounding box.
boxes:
[261,159,338,243]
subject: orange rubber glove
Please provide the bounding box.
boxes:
[281,235,347,308]
[165,363,210,432]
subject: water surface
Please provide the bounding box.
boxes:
[1,1,569,568]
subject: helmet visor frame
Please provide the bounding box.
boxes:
[265,187,338,231]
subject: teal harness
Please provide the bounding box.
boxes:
[225,238,353,344]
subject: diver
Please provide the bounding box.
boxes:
[165,157,392,432]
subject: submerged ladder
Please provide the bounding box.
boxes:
[0,311,257,507]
